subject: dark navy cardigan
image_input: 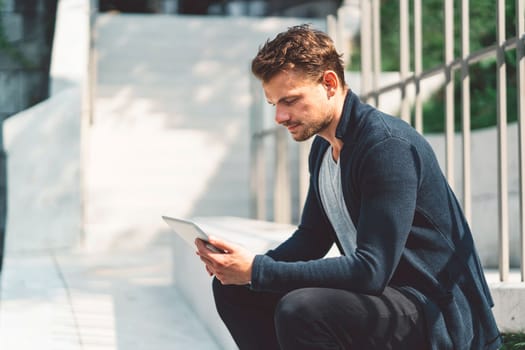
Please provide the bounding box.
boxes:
[251,91,502,350]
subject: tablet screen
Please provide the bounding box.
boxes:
[162,216,224,253]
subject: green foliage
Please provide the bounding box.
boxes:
[349,0,520,133]
[501,333,525,350]
[421,51,518,133]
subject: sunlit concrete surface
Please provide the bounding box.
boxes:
[0,246,221,349]
[0,4,325,349]
[84,14,324,253]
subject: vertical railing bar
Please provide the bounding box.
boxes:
[336,8,346,66]
[516,0,525,282]
[399,0,411,123]
[327,14,337,50]
[497,0,509,282]
[298,138,313,218]
[0,116,6,274]
[249,76,266,220]
[414,0,423,134]
[372,0,381,107]
[81,0,98,238]
[274,128,291,224]
[256,135,267,220]
[461,0,472,223]
[444,0,455,190]
[360,0,373,104]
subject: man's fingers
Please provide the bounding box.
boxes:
[198,254,216,276]
[207,236,235,253]
[195,238,210,252]
[198,254,214,266]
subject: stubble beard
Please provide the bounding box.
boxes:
[291,115,333,142]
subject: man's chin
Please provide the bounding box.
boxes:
[291,132,314,142]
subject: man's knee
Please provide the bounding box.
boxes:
[212,277,263,314]
[274,288,322,345]
[275,289,316,325]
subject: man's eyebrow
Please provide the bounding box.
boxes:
[266,94,300,105]
[277,95,299,104]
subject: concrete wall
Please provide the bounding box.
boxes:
[3,0,89,253]
[426,124,522,269]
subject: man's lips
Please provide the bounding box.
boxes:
[284,122,300,132]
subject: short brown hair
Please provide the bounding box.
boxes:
[251,24,346,88]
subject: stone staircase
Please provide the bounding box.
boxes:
[84,13,325,349]
[0,11,325,349]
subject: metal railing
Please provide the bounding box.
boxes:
[249,1,525,282]
[354,0,525,282]
[0,119,6,273]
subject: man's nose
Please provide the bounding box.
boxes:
[274,107,290,124]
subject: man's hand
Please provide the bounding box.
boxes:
[195,236,255,286]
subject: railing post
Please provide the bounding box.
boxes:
[516,0,525,281]
[250,76,267,220]
[360,0,373,104]
[413,0,423,133]
[371,0,381,107]
[274,128,291,224]
[298,138,313,219]
[327,14,338,51]
[0,117,7,274]
[399,0,411,123]
[497,0,509,282]
[461,0,472,223]
[444,0,455,190]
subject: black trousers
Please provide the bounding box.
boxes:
[212,278,429,350]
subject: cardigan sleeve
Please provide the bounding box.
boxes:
[251,137,421,294]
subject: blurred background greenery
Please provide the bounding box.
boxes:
[349,0,518,134]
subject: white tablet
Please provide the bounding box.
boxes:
[162,216,225,253]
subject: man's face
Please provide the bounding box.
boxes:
[263,69,335,141]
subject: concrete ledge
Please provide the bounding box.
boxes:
[4,87,82,253]
[173,216,525,348]
[490,282,525,333]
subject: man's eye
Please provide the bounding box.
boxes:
[283,98,297,106]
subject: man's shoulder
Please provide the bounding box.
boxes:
[355,110,426,147]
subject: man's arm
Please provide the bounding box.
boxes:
[195,183,335,285]
[250,138,421,294]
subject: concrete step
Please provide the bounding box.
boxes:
[86,14,324,253]
[0,246,220,350]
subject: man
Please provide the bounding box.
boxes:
[196,25,502,350]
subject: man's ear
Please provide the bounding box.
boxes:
[322,71,339,96]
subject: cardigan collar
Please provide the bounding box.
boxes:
[335,90,358,141]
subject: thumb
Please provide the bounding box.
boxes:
[207,236,234,252]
